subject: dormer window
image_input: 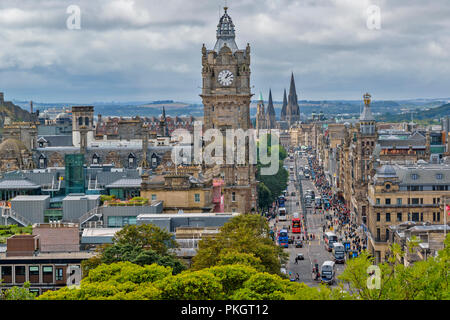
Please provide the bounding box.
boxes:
[92,154,100,165]
[39,155,46,169]
[128,154,136,168]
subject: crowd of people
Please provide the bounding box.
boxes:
[309,155,368,256]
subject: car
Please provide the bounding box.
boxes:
[295,240,303,248]
[288,237,294,244]
[297,253,304,260]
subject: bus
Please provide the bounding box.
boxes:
[278,207,287,221]
[315,196,322,209]
[321,261,336,285]
[278,229,289,248]
[332,242,346,264]
[324,232,338,252]
[292,213,301,233]
[278,196,286,207]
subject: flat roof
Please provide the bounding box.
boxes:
[11,195,50,201]
[0,251,95,261]
[63,194,101,201]
[137,212,241,219]
[82,228,121,237]
[0,180,40,190]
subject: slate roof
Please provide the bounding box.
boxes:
[106,178,142,188]
[0,179,40,190]
[38,135,73,147]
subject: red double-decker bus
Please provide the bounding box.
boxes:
[292,218,302,233]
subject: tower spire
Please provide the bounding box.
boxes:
[214,4,238,52]
[281,89,287,121]
[287,73,300,125]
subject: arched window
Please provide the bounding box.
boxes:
[39,155,46,169]
[85,117,90,126]
[78,117,83,126]
[151,154,158,168]
[92,154,99,165]
[128,154,136,168]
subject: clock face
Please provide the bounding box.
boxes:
[218,70,234,86]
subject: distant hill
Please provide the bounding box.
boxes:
[378,103,450,122]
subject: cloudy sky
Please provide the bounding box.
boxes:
[0,0,449,103]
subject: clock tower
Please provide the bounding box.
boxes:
[200,7,257,214]
[201,6,252,132]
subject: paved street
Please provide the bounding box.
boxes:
[269,152,346,287]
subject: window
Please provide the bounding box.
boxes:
[377,213,380,222]
[437,212,441,222]
[29,266,39,276]
[411,174,419,180]
[386,229,390,241]
[43,266,53,283]
[386,212,391,222]
[385,198,391,205]
[232,192,236,202]
[78,117,83,126]
[397,198,402,205]
[194,194,200,203]
[56,268,64,281]
[108,216,137,228]
[436,173,443,180]
[397,213,402,222]
[376,228,381,241]
[43,266,53,274]
[128,154,136,168]
[15,266,25,276]
[385,184,391,190]
[39,155,46,169]
[85,117,90,126]
[411,198,420,205]
[92,155,99,165]
[412,213,419,222]
[420,213,424,222]
[151,194,157,201]
[376,198,380,205]
[1,266,12,281]
[29,289,40,296]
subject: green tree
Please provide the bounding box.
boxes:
[191,214,288,275]
[257,182,272,211]
[113,224,178,255]
[82,224,185,276]
[339,235,450,300]
[0,282,36,300]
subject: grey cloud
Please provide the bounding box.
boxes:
[0,0,449,103]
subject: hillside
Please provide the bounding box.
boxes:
[0,100,33,134]
[378,103,450,122]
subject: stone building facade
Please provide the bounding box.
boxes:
[367,164,450,263]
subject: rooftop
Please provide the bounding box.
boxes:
[10,195,50,201]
